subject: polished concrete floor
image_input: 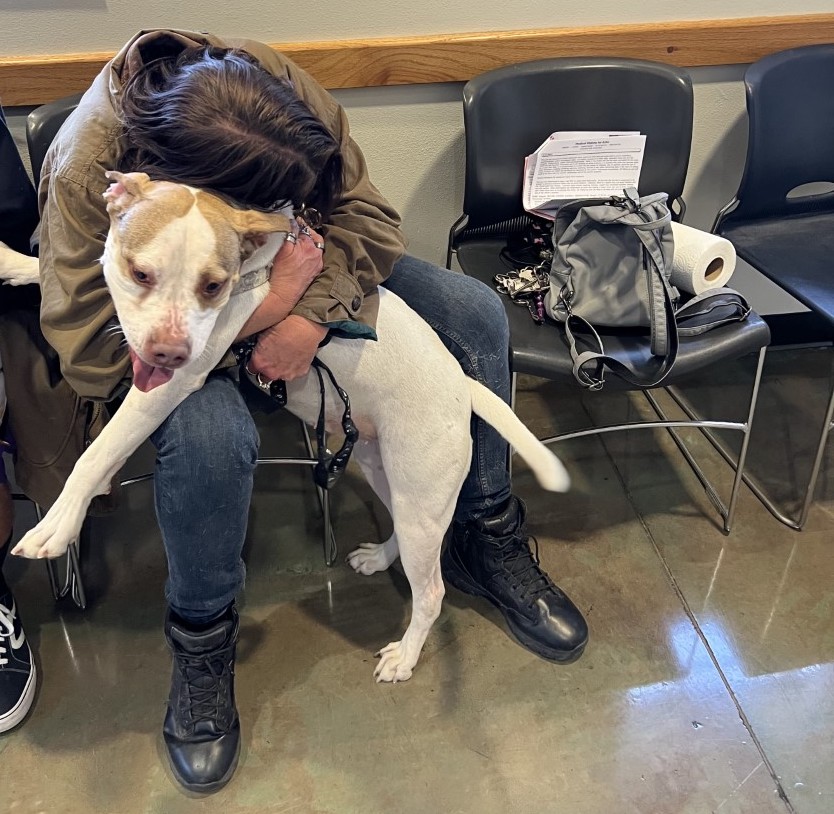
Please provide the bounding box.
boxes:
[1,345,832,814]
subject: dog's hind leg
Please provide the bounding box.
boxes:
[345,436,460,682]
[370,431,467,683]
[373,513,447,683]
[346,439,400,575]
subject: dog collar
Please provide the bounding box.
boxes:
[232,265,271,296]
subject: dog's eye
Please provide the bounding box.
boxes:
[131,267,153,286]
[204,281,224,296]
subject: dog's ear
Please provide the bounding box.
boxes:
[103,171,152,215]
[229,210,294,260]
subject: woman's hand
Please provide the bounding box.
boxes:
[249,315,328,381]
[267,218,326,311]
[234,218,326,341]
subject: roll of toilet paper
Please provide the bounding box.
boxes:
[669,222,736,295]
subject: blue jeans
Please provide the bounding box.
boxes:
[151,255,512,622]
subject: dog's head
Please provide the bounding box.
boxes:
[101,171,292,391]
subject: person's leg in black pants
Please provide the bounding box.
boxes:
[0,103,40,732]
[0,431,36,732]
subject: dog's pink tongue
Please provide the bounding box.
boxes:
[130,349,174,392]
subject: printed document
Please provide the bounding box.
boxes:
[523,131,646,219]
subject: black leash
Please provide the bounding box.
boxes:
[233,339,358,490]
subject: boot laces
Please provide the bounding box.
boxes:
[176,644,235,729]
[0,603,13,666]
[494,532,562,606]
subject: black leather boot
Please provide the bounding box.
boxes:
[442,496,588,662]
[163,606,241,793]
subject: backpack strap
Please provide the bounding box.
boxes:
[565,283,751,390]
[564,247,679,390]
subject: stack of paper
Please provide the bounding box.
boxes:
[522,131,646,220]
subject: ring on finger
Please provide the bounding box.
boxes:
[245,361,273,391]
[313,240,325,251]
[285,233,298,244]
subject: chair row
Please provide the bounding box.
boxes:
[447,45,834,534]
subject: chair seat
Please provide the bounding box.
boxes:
[457,239,771,389]
[718,211,834,329]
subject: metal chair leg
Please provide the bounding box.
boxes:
[508,371,518,476]
[35,503,87,609]
[644,345,767,534]
[530,346,768,535]
[298,420,338,566]
[794,379,834,529]
[255,417,338,566]
[665,349,834,531]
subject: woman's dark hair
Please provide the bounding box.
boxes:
[119,46,343,217]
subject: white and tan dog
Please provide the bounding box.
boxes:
[0,172,569,682]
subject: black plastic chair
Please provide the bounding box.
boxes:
[712,44,834,530]
[26,92,84,189]
[24,95,339,608]
[448,58,771,534]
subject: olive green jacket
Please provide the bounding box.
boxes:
[39,28,407,402]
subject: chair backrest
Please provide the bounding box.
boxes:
[460,58,693,231]
[0,105,39,255]
[26,93,84,188]
[723,44,834,224]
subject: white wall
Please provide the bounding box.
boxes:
[4,2,829,312]
[2,1,834,55]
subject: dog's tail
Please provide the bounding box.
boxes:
[468,379,570,493]
[0,242,39,287]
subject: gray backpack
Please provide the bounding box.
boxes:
[544,188,750,389]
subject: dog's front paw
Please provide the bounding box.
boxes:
[11,498,85,559]
[12,526,74,559]
[347,540,397,575]
[374,641,415,683]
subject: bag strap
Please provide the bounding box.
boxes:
[564,250,679,390]
[607,187,674,356]
[632,209,673,356]
[565,282,751,390]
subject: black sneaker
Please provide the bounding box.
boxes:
[442,496,588,663]
[163,606,241,794]
[0,587,36,732]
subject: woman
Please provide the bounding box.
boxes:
[34,30,587,793]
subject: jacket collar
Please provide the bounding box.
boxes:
[108,29,220,96]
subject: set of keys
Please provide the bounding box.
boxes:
[493,264,550,324]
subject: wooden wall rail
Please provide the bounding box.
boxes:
[3,14,834,106]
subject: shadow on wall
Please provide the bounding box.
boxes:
[685,110,748,230]
[334,82,467,269]
[682,65,750,231]
[399,130,466,267]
